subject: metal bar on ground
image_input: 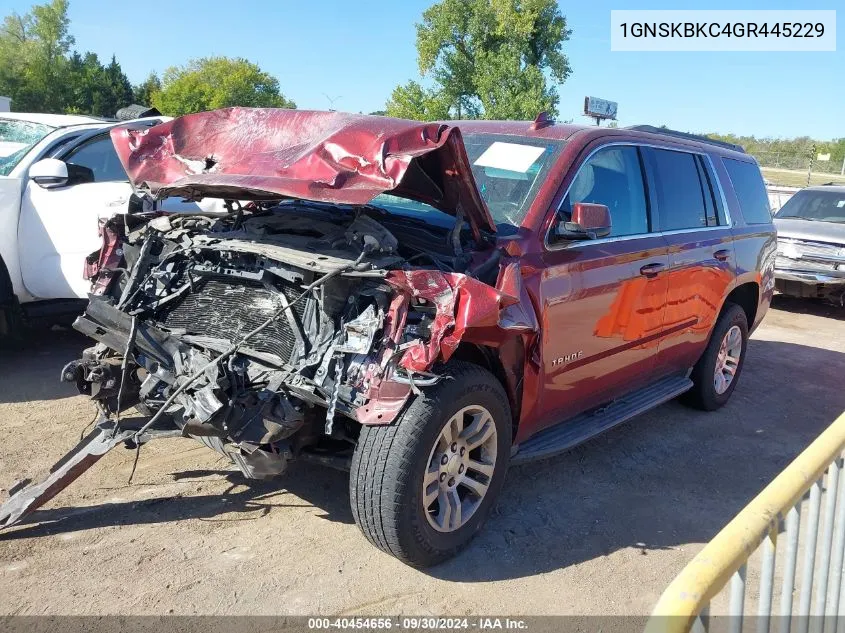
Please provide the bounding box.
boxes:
[780,504,801,633]
[824,455,845,633]
[798,479,824,633]
[759,524,778,633]
[814,459,843,633]
[729,565,747,633]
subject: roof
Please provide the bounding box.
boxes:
[432,119,750,159]
[439,118,586,140]
[0,112,107,128]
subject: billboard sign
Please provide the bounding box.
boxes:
[584,96,617,121]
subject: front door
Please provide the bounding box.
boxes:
[537,144,669,429]
[19,134,133,299]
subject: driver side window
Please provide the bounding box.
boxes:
[559,146,649,237]
[63,136,128,183]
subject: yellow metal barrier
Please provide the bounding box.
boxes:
[647,411,845,633]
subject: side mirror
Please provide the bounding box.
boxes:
[29,158,94,189]
[29,158,69,188]
[557,202,612,240]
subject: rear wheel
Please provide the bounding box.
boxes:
[683,303,749,411]
[350,362,511,567]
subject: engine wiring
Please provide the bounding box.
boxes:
[124,250,369,483]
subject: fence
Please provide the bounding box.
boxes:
[755,152,845,175]
[646,411,845,633]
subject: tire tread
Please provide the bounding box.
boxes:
[350,361,511,567]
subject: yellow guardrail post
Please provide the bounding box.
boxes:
[647,412,845,633]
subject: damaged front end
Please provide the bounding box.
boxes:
[0,109,536,531]
[66,208,456,478]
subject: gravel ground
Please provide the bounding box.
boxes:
[0,296,843,616]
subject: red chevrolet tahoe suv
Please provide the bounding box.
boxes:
[0,109,776,567]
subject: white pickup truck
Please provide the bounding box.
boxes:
[0,112,216,340]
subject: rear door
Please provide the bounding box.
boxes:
[643,147,736,375]
[19,133,133,299]
[537,144,669,428]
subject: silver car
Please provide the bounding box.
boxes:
[774,185,845,305]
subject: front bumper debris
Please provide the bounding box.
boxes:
[0,418,179,530]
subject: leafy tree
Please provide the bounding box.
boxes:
[153,57,295,116]
[104,54,133,111]
[64,51,133,116]
[133,72,161,107]
[0,0,133,116]
[386,0,571,120]
[385,81,450,121]
[0,0,74,112]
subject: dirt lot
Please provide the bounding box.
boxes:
[0,296,844,616]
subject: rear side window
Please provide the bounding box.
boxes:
[722,158,771,225]
[650,148,708,230]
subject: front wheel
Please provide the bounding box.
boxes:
[350,361,512,567]
[683,303,749,411]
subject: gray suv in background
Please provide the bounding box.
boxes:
[774,185,845,306]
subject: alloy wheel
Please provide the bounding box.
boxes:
[422,405,498,533]
[714,325,743,395]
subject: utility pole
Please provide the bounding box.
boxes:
[841,154,845,176]
[807,144,817,187]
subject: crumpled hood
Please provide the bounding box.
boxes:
[775,218,845,245]
[110,107,497,237]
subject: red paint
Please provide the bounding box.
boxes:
[109,109,775,445]
[84,217,124,295]
[110,108,496,239]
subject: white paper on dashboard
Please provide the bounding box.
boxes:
[473,142,545,173]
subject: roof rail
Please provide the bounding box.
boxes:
[625,125,745,153]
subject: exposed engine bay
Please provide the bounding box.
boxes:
[63,202,497,480]
[0,108,539,531]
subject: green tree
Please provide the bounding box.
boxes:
[103,54,133,112]
[386,0,571,120]
[64,51,133,116]
[153,57,295,116]
[133,72,161,107]
[0,0,74,112]
[385,81,450,121]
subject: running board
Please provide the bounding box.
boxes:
[511,375,693,465]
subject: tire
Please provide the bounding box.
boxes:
[683,303,749,411]
[0,259,26,347]
[350,361,512,567]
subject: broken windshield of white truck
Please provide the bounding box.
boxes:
[0,119,54,175]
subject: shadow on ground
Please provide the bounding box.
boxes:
[1,465,352,539]
[0,327,88,403]
[3,332,844,582]
[771,294,845,321]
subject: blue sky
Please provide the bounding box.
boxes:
[1,0,842,139]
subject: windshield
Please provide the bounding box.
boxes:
[0,119,54,176]
[372,132,563,233]
[776,189,845,224]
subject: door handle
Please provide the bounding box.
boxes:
[639,262,666,277]
[714,249,731,262]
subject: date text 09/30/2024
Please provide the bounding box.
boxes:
[307,618,529,630]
